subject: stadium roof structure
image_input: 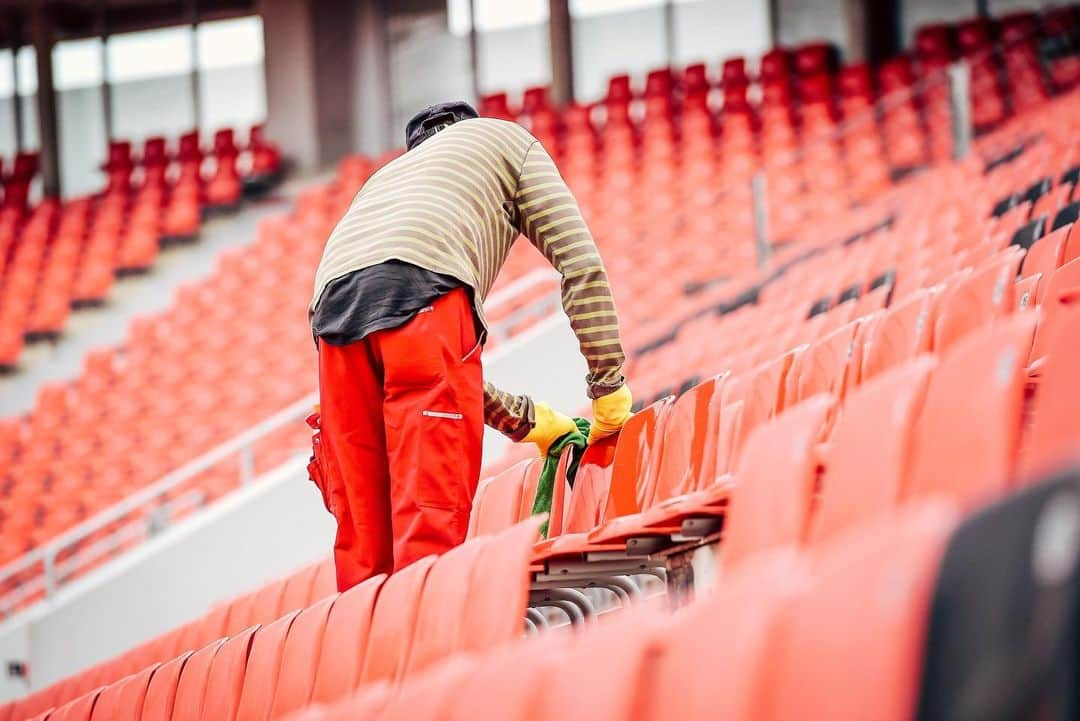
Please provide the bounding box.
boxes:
[0,0,256,48]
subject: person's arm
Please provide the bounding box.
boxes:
[513,140,626,397]
[482,381,534,441]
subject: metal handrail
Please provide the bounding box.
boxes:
[0,275,564,615]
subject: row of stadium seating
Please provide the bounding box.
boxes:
[0,124,284,370]
[3,6,1079,601]
[3,79,1080,719]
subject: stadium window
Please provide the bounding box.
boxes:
[196,16,265,70]
[196,16,267,132]
[16,46,37,95]
[107,26,194,83]
[447,0,548,35]
[54,38,104,91]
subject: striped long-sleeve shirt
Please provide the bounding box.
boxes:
[311,118,625,439]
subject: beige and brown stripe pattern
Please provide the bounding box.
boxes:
[311,118,625,439]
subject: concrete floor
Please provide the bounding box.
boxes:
[0,173,331,417]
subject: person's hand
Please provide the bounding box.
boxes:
[588,384,633,444]
[523,402,578,456]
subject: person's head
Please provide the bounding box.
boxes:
[405,101,479,151]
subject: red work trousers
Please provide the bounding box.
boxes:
[314,288,484,591]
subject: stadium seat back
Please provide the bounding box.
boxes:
[90,664,157,721]
[308,560,337,604]
[1015,273,1041,311]
[1021,225,1069,285]
[180,604,228,651]
[268,596,336,720]
[170,639,226,721]
[48,689,103,721]
[403,536,490,676]
[461,516,544,653]
[933,248,1024,352]
[311,574,385,704]
[466,459,530,539]
[140,652,193,721]
[444,635,568,721]
[722,395,833,568]
[542,609,666,721]
[516,459,543,522]
[1022,301,1080,479]
[793,319,861,404]
[278,562,321,615]
[761,501,958,721]
[559,437,618,534]
[235,612,300,721]
[201,626,258,721]
[649,375,726,506]
[381,658,476,721]
[649,553,806,721]
[861,287,938,381]
[604,397,675,520]
[247,579,288,628]
[359,555,437,684]
[813,357,936,544]
[908,313,1037,505]
[221,593,259,638]
[1030,256,1080,360]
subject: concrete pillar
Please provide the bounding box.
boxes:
[259,0,393,171]
[259,0,320,170]
[549,0,574,106]
[351,0,394,157]
[30,8,60,197]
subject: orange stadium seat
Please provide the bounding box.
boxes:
[234,612,300,721]
[140,651,193,721]
[357,555,436,684]
[310,574,385,705]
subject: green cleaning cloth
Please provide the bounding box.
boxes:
[530,417,591,538]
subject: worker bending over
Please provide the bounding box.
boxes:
[308,101,632,591]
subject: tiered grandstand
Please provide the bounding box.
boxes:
[2,1,1080,720]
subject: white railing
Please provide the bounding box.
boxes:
[0,272,562,617]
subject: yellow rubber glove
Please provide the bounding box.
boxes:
[523,402,578,456]
[588,384,633,444]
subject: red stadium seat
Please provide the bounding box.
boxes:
[266,596,336,719]
[908,313,1037,505]
[141,652,193,721]
[358,555,436,684]
[200,627,258,721]
[310,573,385,704]
[812,357,936,543]
[234,612,300,721]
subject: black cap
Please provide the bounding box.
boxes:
[405,101,479,151]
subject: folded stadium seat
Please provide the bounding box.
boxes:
[907,313,1037,506]
[1029,257,1080,360]
[140,137,169,190]
[916,469,1080,721]
[460,517,543,653]
[761,500,959,721]
[169,639,227,721]
[310,574,385,705]
[140,651,193,721]
[587,376,726,545]
[234,611,301,721]
[811,357,937,544]
[717,395,833,568]
[220,593,260,639]
[380,658,478,721]
[478,92,514,121]
[401,536,490,677]
[1022,301,1080,479]
[442,634,569,721]
[933,247,1025,353]
[200,626,259,721]
[465,459,536,539]
[46,688,104,721]
[265,597,336,720]
[278,561,323,614]
[88,663,158,721]
[244,125,283,191]
[244,578,288,629]
[1021,225,1070,295]
[178,603,229,652]
[357,555,437,685]
[1031,184,1071,222]
[531,400,672,560]
[1011,215,1048,252]
[788,318,864,405]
